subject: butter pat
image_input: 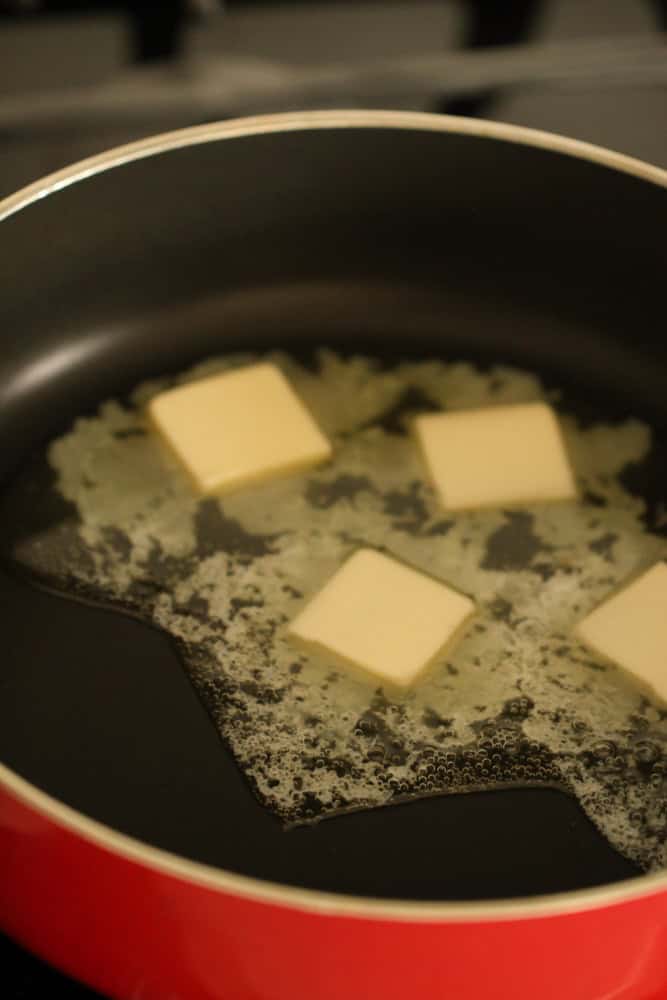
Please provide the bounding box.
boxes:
[288,548,475,690]
[414,402,577,511]
[148,363,332,494]
[574,562,667,703]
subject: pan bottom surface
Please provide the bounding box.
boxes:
[1,287,665,901]
[0,563,640,900]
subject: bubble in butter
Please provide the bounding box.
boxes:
[6,351,667,871]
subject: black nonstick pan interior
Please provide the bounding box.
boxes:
[1,119,664,901]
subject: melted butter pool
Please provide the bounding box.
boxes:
[7,351,667,869]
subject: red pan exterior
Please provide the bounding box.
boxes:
[2,113,667,1000]
[3,777,667,1000]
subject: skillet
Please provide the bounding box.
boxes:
[1,111,666,1000]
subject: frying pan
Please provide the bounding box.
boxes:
[0,111,666,1000]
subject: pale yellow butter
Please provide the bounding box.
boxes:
[414,401,577,511]
[575,562,667,703]
[288,548,476,690]
[148,362,332,495]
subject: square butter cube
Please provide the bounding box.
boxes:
[414,402,576,511]
[575,562,667,703]
[288,548,475,690]
[148,363,331,494]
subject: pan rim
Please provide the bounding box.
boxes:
[1,109,666,922]
[0,109,665,226]
[3,760,667,922]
